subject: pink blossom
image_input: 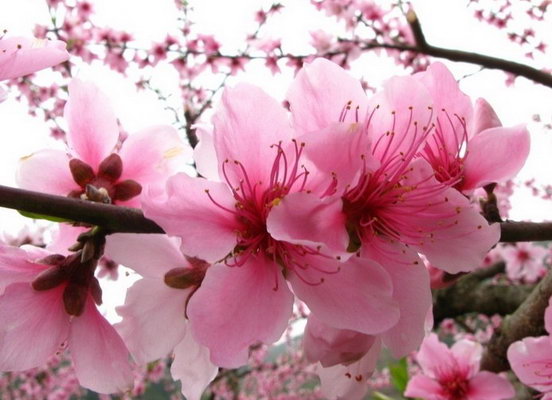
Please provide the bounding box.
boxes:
[0,36,69,81]
[143,83,401,368]
[508,297,552,398]
[416,63,530,193]
[283,58,500,275]
[0,243,133,394]
[405,334,515,400]
[104,234,218,400]
[17,78,190,207]
[501,242,547,282]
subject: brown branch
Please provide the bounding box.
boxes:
[481,271,552,372]
[0,185,163,234]
[500,220,552,242]
[433,262,535,323]
[398,10,552,88]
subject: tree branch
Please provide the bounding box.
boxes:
[2,185,552,242]
[433,262,535,323]
[481,270,552,372]
[0,185,163,234]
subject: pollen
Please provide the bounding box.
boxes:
[163,146,184,159]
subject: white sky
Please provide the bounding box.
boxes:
[1,0,552,320]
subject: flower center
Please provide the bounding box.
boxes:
[441,375,470,400]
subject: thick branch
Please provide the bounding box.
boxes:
[1,185,552,242]
[433,262,535,323]
[0,185,163,234]
[481,270,552,372]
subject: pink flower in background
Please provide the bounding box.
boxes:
[416,63,530,193]
[143,83,401,368]
[501,242,547,282]
[0,36,69,101]
[508,297,552,399]
[0,243,133,394]
[17,78,190,207]
[405,334,515,400]
[105,234,218,400]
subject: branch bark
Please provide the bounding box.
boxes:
[481,270,552,372]
[433,262,535,323]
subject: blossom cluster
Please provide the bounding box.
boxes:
[0,31,533,400]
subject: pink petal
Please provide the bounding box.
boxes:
[64,79,119,168]
[404,374,444,399]
[142,173,238,263]
[16,149,76,195]
[402,160,500,274]
[451,339,482,379]
[187,258,294,368]
[0,283,70,370]
[462,125,530,191]
[267,192,349,258]
[212,83,293,185]
[105,234,186,278]
[299,122,371,193]
[508,335,552,393]
[171,329,218,400]
[288,255,400,335]
[193,123,219,181]
[468,371,515,400]
[118,125,191,189]
[286,58,368,135]
[362,241,431,357]
[367,75,433,162]
[416,62,473,144]
[304,314,375,367]
[0,244,48,294]
[0,37,69,81]
[317,338,381,400]
[69,298,133,394]
[472,98,502,135]
[0,87,7,102]
[116,277,188,364]
[415,333,456,379]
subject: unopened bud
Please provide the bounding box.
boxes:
[32,265,66,291]
[69,158,95,187]
[98,153,123,182]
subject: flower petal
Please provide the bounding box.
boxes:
[508,335,552,393]
[171,329,218,400]
[468,371,515,400]
[304,314,375,367]
[193,123,220,181]
[0,284,69,370]
[451,339,482,379]
[69,298,133,394]
[118,125,191,190]
[404,374,443,400]
[462,125,530,191]
[213,83,293,185]
[142,173,238,263]
[16,149,76,195]
[0,37,69,81]
[415,333,456,379]
[472,98,501,135]
[286,58,368,135]
[289,255,400,335]
[187,258,294,368]
[267,192,349,258]
[317,338,381,400]
[64,79,119,167]
[362,241,431,357]
[0,244,48,295]
[105,234,185,278]
[116,277,188,364]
